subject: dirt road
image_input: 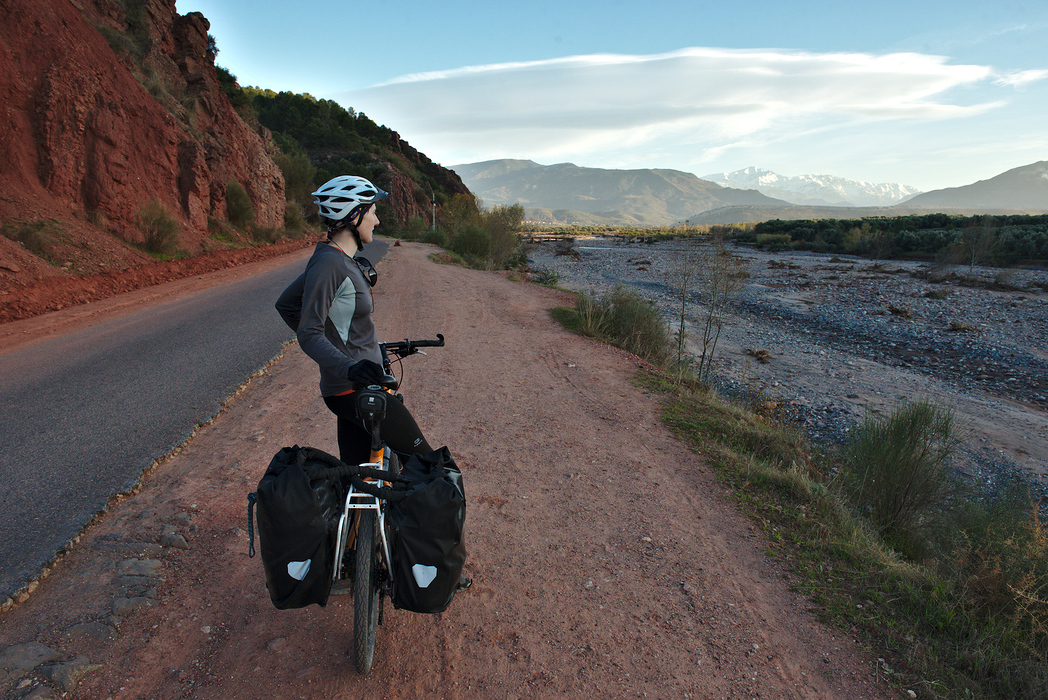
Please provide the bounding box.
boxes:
[0,242,893,699]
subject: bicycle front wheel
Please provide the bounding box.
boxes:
[353,509,379,675]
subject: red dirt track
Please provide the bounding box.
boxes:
[0,241,895,699]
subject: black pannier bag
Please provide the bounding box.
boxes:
[385,446,467,614]
[247,446,350,610]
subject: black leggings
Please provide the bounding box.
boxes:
[323,392,433,466]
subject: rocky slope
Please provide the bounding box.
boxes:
[0,0,472,311]
[0,0,286,282]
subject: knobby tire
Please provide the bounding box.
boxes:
[353,509,379,675]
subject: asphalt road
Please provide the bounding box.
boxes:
[0,240,387,600]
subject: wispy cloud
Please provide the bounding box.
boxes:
[338,47,1010,170]
[994,69,1048,88]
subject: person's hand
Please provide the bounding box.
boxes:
[347,359,386,386]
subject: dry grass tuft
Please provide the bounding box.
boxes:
[746,348,771,364]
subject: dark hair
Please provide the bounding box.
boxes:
[326,216,364,250]
[325,218,347,238]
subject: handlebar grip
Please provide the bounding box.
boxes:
[411,334,445,348]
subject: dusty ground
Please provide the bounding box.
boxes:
[0,241,895,699]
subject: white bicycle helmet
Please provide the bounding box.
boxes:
[312,175,389,224]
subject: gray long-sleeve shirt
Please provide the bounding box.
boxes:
[276,241,380,396]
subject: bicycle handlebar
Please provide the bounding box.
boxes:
[380,334,445,359]
[370,334,444,392]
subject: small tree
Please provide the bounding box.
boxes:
[273,137,317,216]
[483,203,525,268]
[283,201,307,238]
[668,235,702,370]
[226,180,254,229]
[956,218,999,277]
[694,237,747,381]
[441,193,482,233]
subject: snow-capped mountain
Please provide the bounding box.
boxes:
[702,167,921,207]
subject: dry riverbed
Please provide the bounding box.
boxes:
[527,237,1048,498]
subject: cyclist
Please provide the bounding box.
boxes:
[275,175,434,466]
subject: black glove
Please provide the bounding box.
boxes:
[347,359,386,386]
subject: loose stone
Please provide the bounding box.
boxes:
[63,621,117,643]
[39,656,102,692]
[116,559,162,576]
[0,642,62,682]
[111,596,157,615]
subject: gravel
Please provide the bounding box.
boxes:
[527,236,1048,501]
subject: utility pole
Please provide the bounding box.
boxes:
[429,186,436,230]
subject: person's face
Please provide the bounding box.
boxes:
[357,206,379,243]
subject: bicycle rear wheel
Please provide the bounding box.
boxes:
[353,509,379,675]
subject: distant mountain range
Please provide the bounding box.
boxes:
[451,159,1048,226]
[450,160,785,226]
[701,167,921,207]
[904,161,1048,210]
[689,161,1048,224]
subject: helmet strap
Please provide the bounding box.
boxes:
[345,203,372,251]
[348,203,371,226]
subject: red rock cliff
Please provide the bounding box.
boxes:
[0,0,284,277]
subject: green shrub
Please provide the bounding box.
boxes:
[95,23,137,58]
[207,216,245,246]
[941,478,1048,628]
[87,209,109,230]
[912,476,1048,697]
[1,219,66,263]
[838,399,959,557]
[216,66,255,124]
[283,202,308,238]
[604,286,672,365]
[136,200,180,256]
[572,286,671,366]
[421,228,449,247]
[441,193,483,232]
[273,147,316,211]
[250,226,281,245]
[573,292,610,338]
[450,225,491,259]
[755,233,792,250]
[533,269,560,286]
[399,215,429,241]
[226,180,254,229]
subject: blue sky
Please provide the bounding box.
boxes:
[175,0,1046,192]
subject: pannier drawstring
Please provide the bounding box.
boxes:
[247,492,257,558]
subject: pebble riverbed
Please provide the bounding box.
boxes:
[527,237,1048,500]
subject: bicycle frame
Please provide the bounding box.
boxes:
[333,444,396,587]
[337,334,444,675]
